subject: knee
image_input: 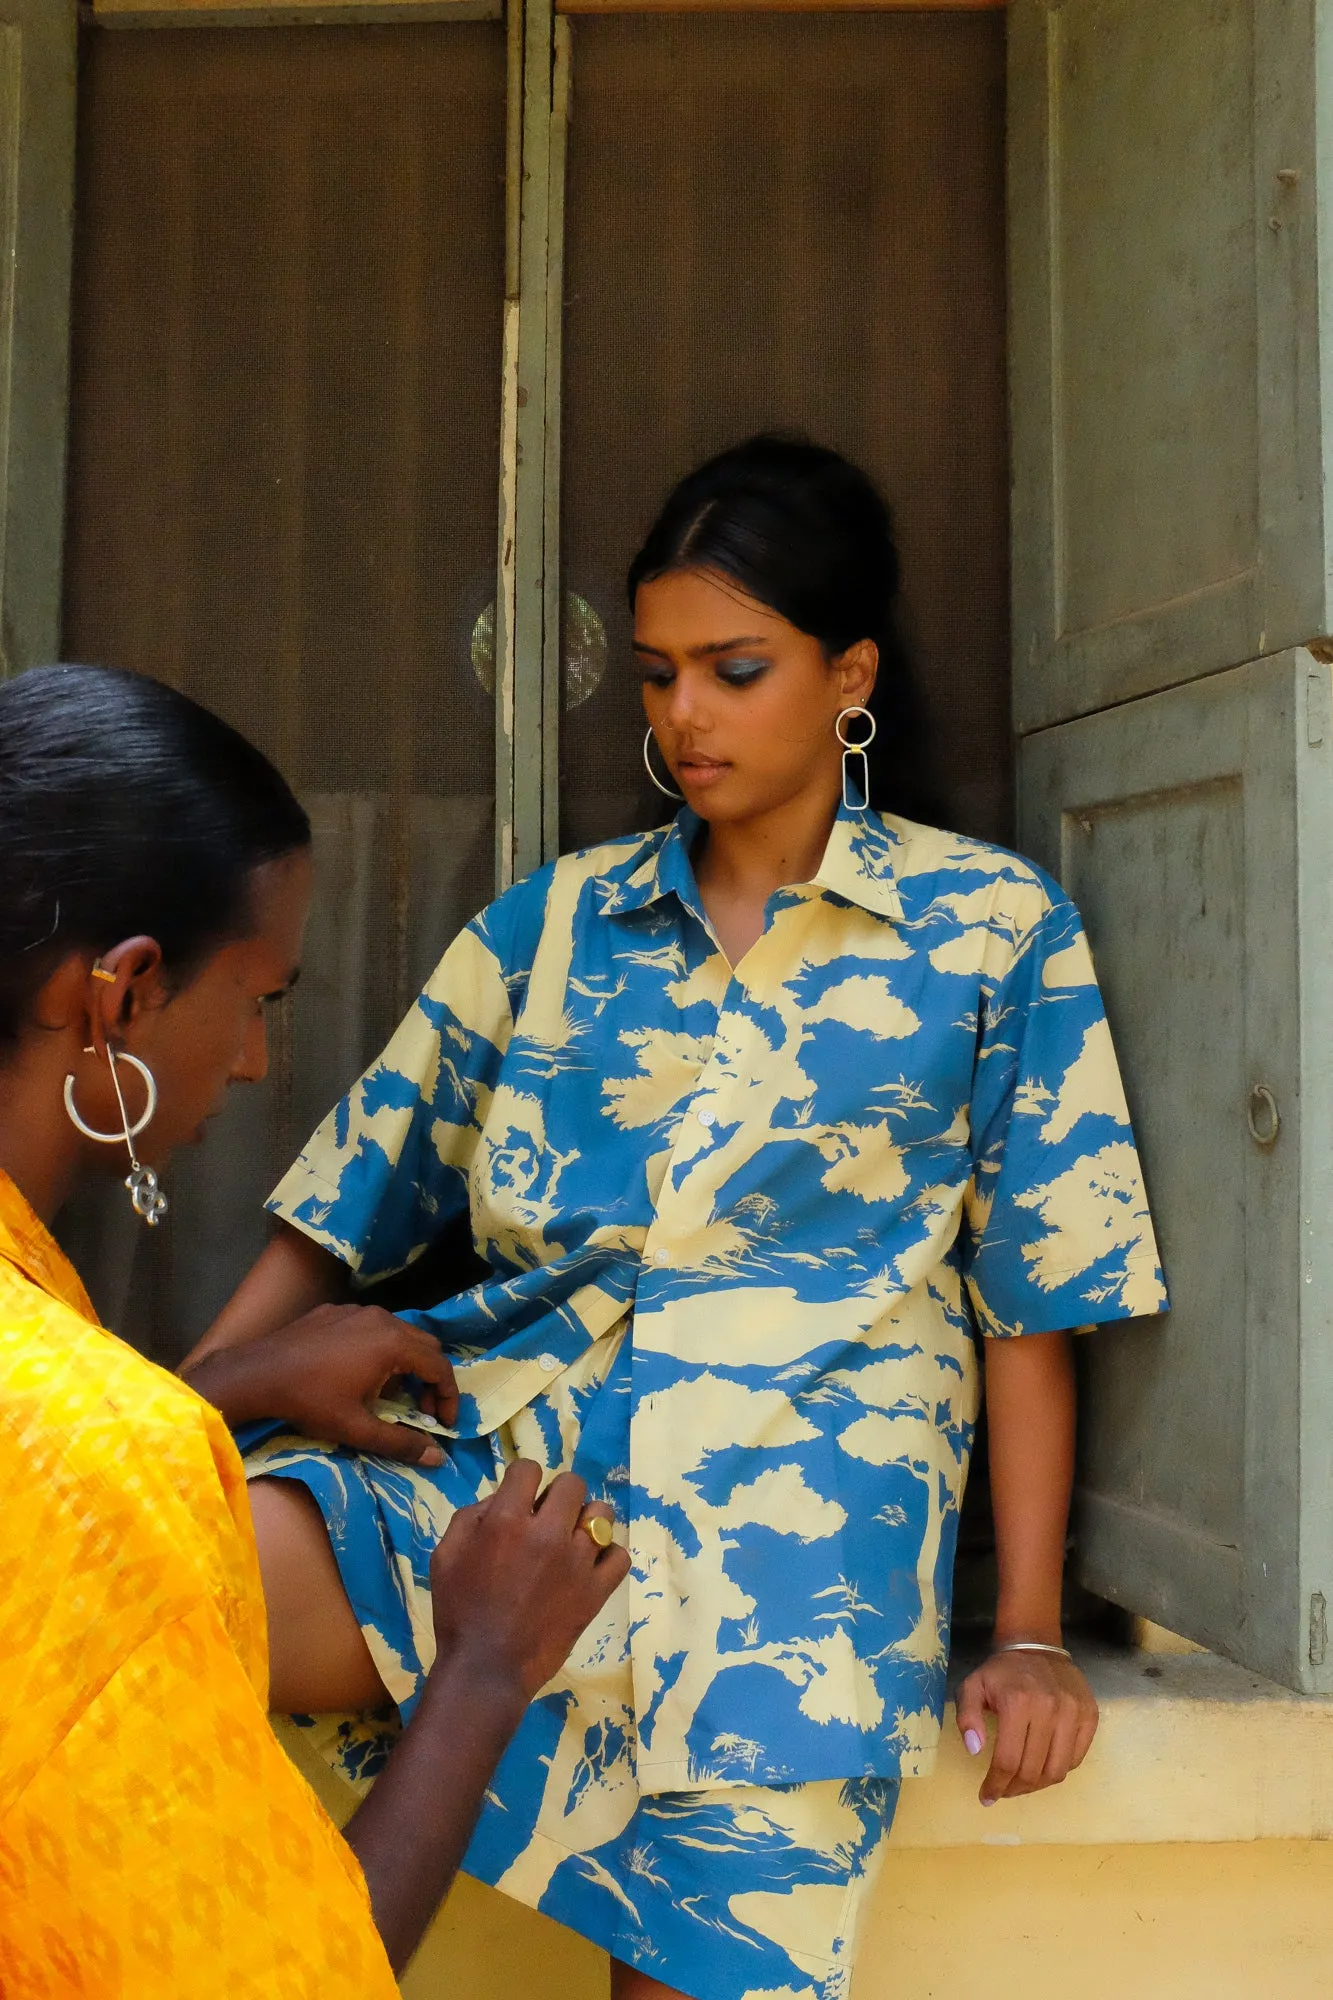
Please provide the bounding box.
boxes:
[248,1477,388,1715]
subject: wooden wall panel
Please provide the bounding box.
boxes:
[93,0,497,28]
[561,1,1001,12]
[93,0,997,21]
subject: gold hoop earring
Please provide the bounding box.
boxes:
[63,1050,168,1226]
[643,728,684,801]
[835,705,877,812]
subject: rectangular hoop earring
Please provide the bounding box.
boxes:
[842,749,871,813]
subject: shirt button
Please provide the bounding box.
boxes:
[697,1108,716,1128]
[537,1352,560,1373]
[652,1249,671,1266]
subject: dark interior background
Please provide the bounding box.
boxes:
[58,8,1011,1560]
[558,10,1010,852]
[61,24,506,1356]
[57,3,1011,1628]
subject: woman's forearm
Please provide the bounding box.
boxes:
[180,1222,350,1369]
[341,1656,528,1973]
[983,1328,1076,1645]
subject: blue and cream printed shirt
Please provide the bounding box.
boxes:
[269,805,1166,1790]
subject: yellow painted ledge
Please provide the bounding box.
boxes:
[278,1638,1333,1858]
[896,1639,1333,1847]
[859,1842,1333,2000]
[276,1643,1333,1997]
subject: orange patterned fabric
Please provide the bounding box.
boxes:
[0,1170,398,1998]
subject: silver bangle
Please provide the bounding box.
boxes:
[994,1640,1072,1660]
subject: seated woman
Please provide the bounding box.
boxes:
[191,438,1167,2000]
[0,664,627,1996]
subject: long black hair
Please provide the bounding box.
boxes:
[0,664,310,1049]
[628,434,938,820]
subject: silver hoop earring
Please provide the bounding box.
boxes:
[63,1050,168,1226]
[643,727,684,801]
[835,705,877,812]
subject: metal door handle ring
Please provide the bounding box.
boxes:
[1247,1085,1280,1147]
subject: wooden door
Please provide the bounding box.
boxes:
[0,0,75,672]
[1020,653,1333,1691]
[61,26,507,1354]
[554,8,1011,855]
[1009,0,1329,732]
[1010,0,1333,1689]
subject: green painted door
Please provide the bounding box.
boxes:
[1011,0,1333,1690]
[1020,653,1333,1691]
[1009,0,1331,731]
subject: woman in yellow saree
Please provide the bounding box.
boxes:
[0,663,627,1997]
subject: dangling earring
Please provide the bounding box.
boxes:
[63,1050,169,1226]
[643,727,684,801]
[836,705,877,812]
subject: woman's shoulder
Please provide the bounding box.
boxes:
[0,1262,244,1527]
[473,825,672,963]
[506,824,669,906]
[877,812,1069,921]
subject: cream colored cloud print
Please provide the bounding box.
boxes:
[256,803,1164,1976]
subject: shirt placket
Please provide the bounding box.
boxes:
[635,892,833,1284]
[627,902,832,1781]
[637,924,753,1278]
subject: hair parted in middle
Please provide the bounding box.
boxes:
[627,433,940,823]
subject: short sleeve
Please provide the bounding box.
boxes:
[268,874,548,1283]
[961,882,1167,1339]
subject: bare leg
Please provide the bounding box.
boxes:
[611,1963,688,2000]
[248,1476,390,1714]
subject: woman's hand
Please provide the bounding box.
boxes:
[344,1461,630,1971]
[954,1647,1098,1805]
[974,1329,1092,1803]
[181,1302,459,1466]
[427,1460,631,1701]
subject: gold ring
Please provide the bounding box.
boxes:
[582,1514,614,1549]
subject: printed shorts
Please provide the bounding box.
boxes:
[248,1339,898,2000]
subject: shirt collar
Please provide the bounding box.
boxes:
[0,1168,97,1323]
[595,801,904,925]
[811,802,905,922]
[593,810,709,922]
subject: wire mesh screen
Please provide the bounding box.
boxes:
[61,26,505,1358]
[560,13,1008,853]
